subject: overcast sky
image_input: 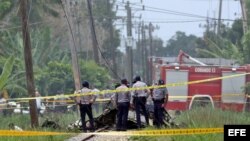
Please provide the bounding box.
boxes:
[115,0,242,48]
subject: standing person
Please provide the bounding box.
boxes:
[110,83,121,108]
[92,86,100,114]
[35,89,42,115]
[115,79,130,131]
[75,81,96,132]
[152,79,168,128]
[132,76,149,128]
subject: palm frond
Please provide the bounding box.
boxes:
[0,56,14,90]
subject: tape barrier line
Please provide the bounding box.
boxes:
[2,98,250,110]
[0,130,70,136]
[0,99,111,110]
[16,98,111,103]
[0,128,223,137]
[0,104,76,110]
[87,128,224,136]
[6,73,250,101]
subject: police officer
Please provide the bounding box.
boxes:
[115,79,130,131]
[152,79,168,128]
[75,81,96,132]
[132,76,149,128]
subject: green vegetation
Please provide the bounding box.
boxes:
[1,1,250,140]
[0,112,79,141]
[0,105,106,141]
[129,107,250,141]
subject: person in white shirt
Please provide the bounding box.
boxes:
[35,90,41,115]
[92,87,100,113]
[132,76,149,128]
[75,81,96,132]
[115,79,130,131]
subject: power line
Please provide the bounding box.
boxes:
[115,19,207,23]
[116,2,207,19]
[116,1,243,22]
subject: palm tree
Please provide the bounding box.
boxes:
[196,36,244,64]
[0,56,14,92]
[0,0,59,22]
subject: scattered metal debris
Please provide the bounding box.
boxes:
[41,119,61,129]
[67,101,180,132]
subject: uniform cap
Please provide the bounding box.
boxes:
[82,81,89,88]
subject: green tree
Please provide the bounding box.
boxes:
[0,0,13,19]
[79,60,111,89]
[196,37,243,64]
[165,31,200,57]
[36,61,74,96]
[242,31,250,63]
[36,60,111,96]
[0,0,59,23]
[0,28,66,97]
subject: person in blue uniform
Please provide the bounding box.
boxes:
[152,79,168,128]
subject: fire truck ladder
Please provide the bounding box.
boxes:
[177,50,207,66]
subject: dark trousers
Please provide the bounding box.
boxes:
[134,97,149,127]
[79,104,95,132]
[117,102,130,130]
[153,99,164,128]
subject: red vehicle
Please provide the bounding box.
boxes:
[152,50,250,112]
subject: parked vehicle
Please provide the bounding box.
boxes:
[152,50,250,112]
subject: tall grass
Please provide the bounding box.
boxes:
[0,111,79,141]
[130,107,250,141]
[0,106,105,141]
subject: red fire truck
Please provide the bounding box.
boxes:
[152,50,250,112]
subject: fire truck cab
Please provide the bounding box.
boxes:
[152,50,250,112]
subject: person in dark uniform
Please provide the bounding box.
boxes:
[132,76,149,128]
[152,79,168,128]
[115,79,131,131]
[75,81,96,132]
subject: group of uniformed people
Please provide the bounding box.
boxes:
[75,75,168,132]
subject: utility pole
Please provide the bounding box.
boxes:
[107,0,117,79]
[86,0,100,64]
[62,0,81,91]
[20,0,38,127]
[126,1,133,83]
[141,21,146,81]
[73,1,85,59]
[240,0,248,34]
[145,38,149,84]
[148,22,153,84]
[217,0,223,35]
[137,22,141,72]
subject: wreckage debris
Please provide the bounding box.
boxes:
[67,102,180,132]
[42,119,61,129]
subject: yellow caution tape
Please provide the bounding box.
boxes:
[0,130,70,136]
[89,128,223,136]
[6,73,250,101]
[0,128,223,136]
[17,98,111,103]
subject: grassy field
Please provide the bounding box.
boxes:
[0,105,109,141]
[129,107,250,141]
[1,107,250,141]
[0,111,84,141]
[0,104,105,141]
